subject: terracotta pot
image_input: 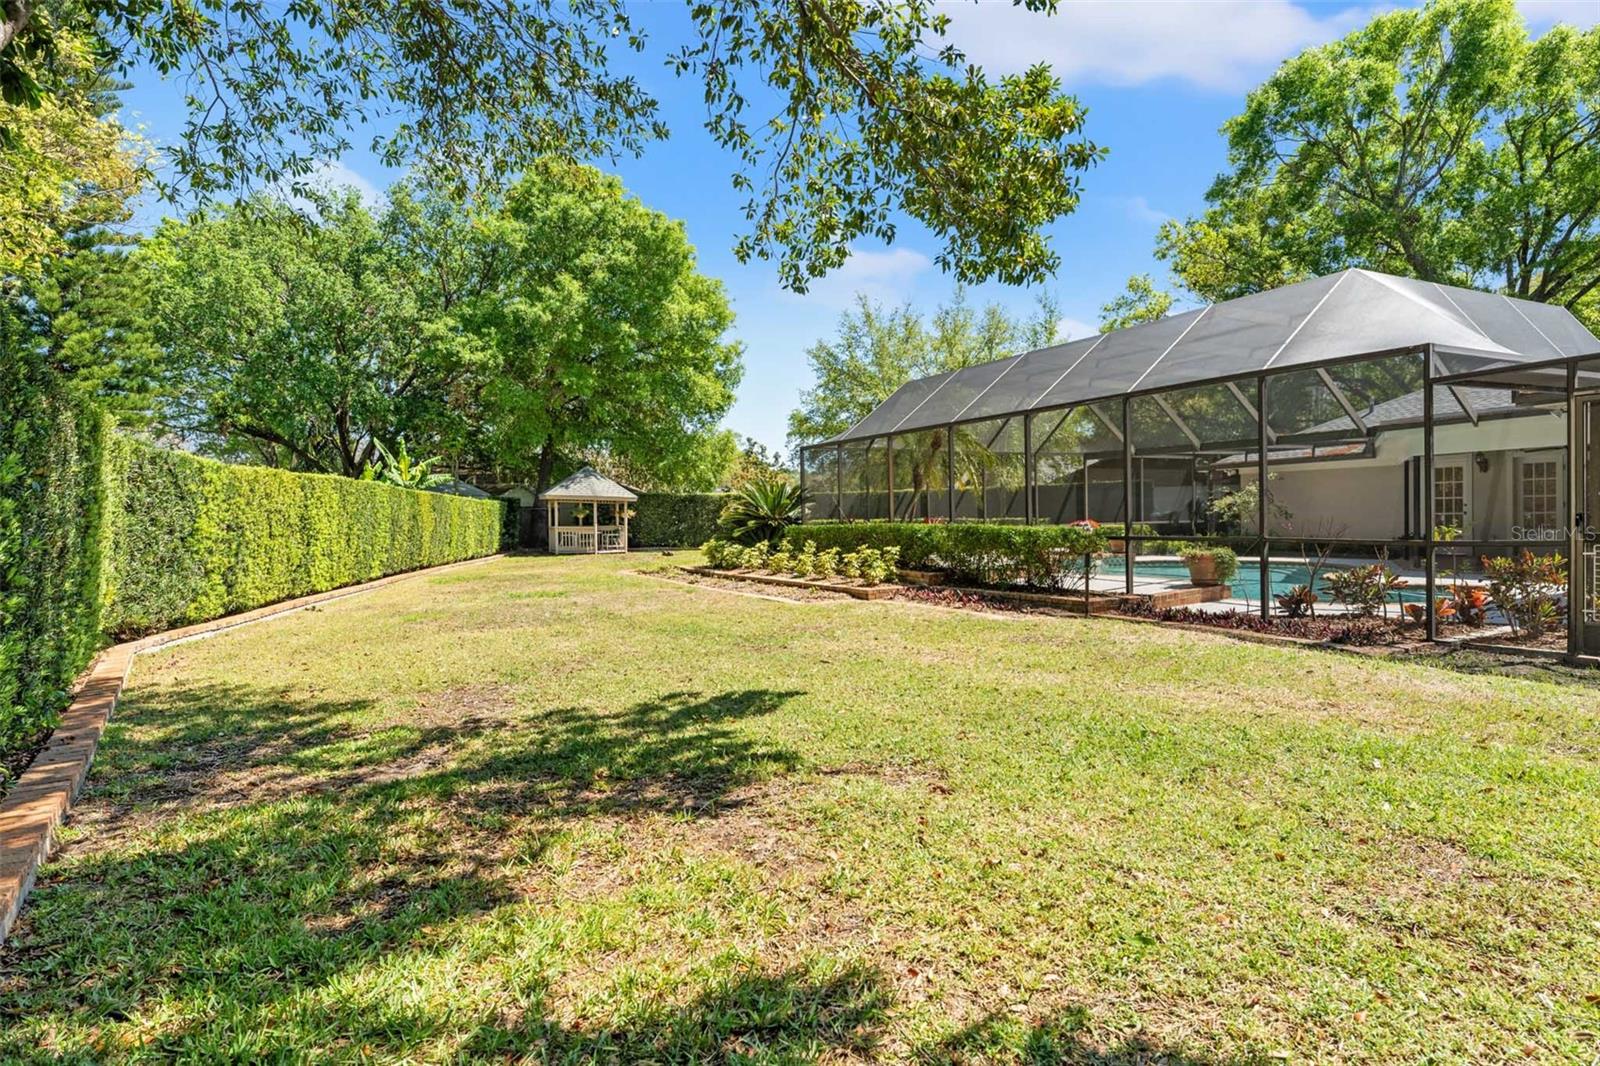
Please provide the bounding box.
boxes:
[1185,554,1222,587]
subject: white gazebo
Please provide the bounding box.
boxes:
[538,467,637,554]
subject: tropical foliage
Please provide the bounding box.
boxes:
[718,479,806,547]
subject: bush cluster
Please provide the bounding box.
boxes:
[630,492,726,547]
[785,521,1107,590]
[702,537,900,584]
[102,436,503,637]
[1,361,110,765]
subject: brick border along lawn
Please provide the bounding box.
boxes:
[2,553,1597,1062]
[0,554,505,945]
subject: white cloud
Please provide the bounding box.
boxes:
[945,1,1379,92]
[1117,195,1173,227]
[788,246,934,310]
[1056,316,1099,342]
[1519,1,1600,28]
[276,160,384,212]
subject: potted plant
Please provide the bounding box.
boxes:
[1178,544,1238,588]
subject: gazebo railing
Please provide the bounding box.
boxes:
[552,525,626,554]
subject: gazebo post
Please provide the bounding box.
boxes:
[591,496,599,554]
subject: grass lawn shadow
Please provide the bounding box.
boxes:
[1,681,808,1060]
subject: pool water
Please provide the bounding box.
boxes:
[1130,560,1430,605]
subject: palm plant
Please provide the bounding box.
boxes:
[363,438,451,489]
[719,477,805,546]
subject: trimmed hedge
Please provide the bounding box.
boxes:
[786,521,1108,588]
[631,492,726,548]
[0,358,110,763]
[102,436,503,637]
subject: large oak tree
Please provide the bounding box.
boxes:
[140,188,480,474]
[460,160,742,519]
[2,0,1101,291]
[1156,0,1600,331]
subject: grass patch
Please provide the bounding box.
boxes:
[2,554,1597,1062]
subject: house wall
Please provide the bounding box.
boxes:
[1237,412,1567,543]
[500,486,539,508]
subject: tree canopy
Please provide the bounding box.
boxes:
[1099,274,1173,331]
[2,0,1102,291]
[0,26,146,278]
[139,189,475,475]
[1155,0,1600,330]
[461,161,742,496]
[786,288,1060,446]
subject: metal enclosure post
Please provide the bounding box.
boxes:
[1122,398,1134,594]
[834,443,843,521]
[1423,347,1437,640]
[1568,361,1580,659]
[885,435,895,521]
[798,447,807,524]
[1023,413,1034,523]
[1257,375,1270,619]
[946,426,956,521]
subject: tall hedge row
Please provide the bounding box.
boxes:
[630,492,726,547]
[0,359,110,761]
[102,437,503,637]
[1,389,502,769]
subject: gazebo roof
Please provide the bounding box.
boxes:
[538,466,638,502]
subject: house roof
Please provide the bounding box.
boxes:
[431,477,494,499]
[537,466,638,501]
[816,269,1598,446]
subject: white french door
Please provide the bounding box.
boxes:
[1516,453,1562,538]
[1432,460,1470,537]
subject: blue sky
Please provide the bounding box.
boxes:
[116,1,1597,455]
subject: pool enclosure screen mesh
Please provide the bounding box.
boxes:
[799,268,1600,639]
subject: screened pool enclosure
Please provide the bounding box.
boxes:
[798,269,1600,657]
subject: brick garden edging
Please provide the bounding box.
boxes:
[0,552,506,945]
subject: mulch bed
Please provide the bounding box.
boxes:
[653,568,859,603]
[1118,602,1421,647]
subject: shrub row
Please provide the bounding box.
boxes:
[630,492,727,547]
[102,436,503,637]
[785,521,1107,589]
[0,359,110,764]
[1,384,504,774]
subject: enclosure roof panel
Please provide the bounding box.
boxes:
[538,466,638,501]
[818,269,1599,445]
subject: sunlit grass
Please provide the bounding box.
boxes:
[2,553,1597,1062]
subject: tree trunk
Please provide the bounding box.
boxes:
[1,0,34,54]
[530,435,556,550]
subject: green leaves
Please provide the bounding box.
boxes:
[10,0,1099,291]
[140,187,476,475]
[680,1,1101,290]
[787,289,1061,447]
[717,477,805,546]
[1157,0,1600,332]
[463,160,742,490]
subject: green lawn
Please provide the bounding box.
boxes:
[4,554,1598,1063]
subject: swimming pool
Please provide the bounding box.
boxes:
[1128,560,1431,606]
